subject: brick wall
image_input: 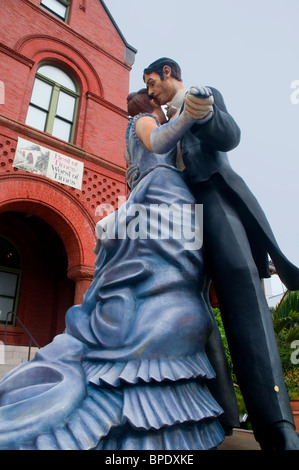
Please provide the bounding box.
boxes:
[0,0,135,346]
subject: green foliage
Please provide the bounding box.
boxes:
[279,342,294,369]
[213,308,252,427]
[272,313,299,346]
[213,297,297,425]
[272,290,299,320]
[283,368,299,400]
[213,308,236,382]
[212,291,299,427]
[233,385,250,428]
[271,290,299,399]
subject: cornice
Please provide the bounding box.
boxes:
[0,113,127,177]
[67,264,95,280]
[86,91,128,118]
[19,0,134,70]
[0,42,34,68]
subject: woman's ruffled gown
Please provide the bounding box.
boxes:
[0,115,225,450]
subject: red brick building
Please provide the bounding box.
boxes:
[0,0,136,347]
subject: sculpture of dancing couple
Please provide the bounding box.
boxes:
[0,58,298,451]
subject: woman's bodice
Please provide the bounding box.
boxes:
[125,113,176,179]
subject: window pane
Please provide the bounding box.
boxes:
[0,297,14,322]
[41,0,67,19]
[0,272,18,297]
[52,118,71,141]
[56,91,75,121]
[30,78,52,110]
[38,65,76,92]
[26,106,48,131]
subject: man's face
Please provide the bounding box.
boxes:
[144,72,175,105]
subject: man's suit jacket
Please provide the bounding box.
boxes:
[180,87,299,290]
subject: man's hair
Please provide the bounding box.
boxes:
[143,57,182,82]
[127,88,153,116]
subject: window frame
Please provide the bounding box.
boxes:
[26,64,80,144]
[40,0,71,22]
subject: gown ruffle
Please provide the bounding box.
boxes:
[0,114,225,450]
[0,336,223,450]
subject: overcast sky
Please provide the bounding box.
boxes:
[104,0,299,273]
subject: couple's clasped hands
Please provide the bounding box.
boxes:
[184,86,214,121]
[126,86,214,188]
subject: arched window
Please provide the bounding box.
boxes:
[26,64,79,143]
[40,0,71,21]
[0,238,21,325]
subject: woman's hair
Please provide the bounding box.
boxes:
[127,88,153,116]
[143,57,182,82]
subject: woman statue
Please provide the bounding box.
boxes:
[0,89,225,450]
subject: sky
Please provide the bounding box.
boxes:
[104,0,299,292]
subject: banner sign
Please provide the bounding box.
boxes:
[13,138,84,190]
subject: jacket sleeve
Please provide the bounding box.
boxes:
[190,87,241,152]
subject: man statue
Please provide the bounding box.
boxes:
[141,57,299,450]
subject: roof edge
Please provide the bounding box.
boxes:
[99,0,137,65]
